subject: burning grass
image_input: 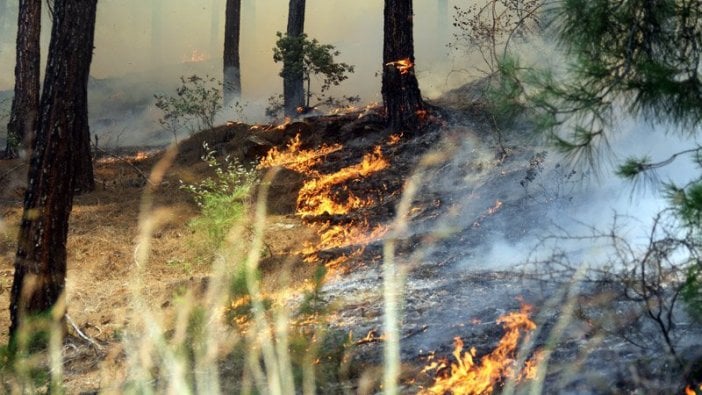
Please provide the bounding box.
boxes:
[420,304,542,395]
[257,133,342,174]
[296,145,389,217]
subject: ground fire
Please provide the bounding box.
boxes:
[296,145,389,217]
[420,304,542,395]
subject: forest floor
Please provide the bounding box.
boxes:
[0,82,697,394]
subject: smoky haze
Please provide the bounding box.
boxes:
[0,1,467,100]
[0,0,475,145]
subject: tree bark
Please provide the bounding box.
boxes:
[283,0,305,117]
[9,0,98,339]
[224,0,242,103]
[382,0,425,131]
[6,0,41,159]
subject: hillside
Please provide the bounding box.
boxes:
[0,84,698,393]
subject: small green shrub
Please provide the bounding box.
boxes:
[154,75,223,141]
[181,143,258,256]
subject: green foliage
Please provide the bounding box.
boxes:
[298,265,328,317]
[682,264,702,321]
[272,32,357,116]
[154,75,223,141]
[181,143,257,253]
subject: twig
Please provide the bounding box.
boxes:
[66,314,104,351]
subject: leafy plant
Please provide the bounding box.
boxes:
[154,75,223,141]
[180,143,258,253]
[270,32,357,118]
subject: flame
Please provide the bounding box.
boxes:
[421,304,540,395]
[686,385,702,395]
[296,146,389,217]
[257,134,342,174]
[387,58,414,75]
[302,220,388,258]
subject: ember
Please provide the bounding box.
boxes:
[421,304,541,395]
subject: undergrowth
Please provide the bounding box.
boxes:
[180,143,258,261]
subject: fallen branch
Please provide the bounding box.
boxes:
[66,314,104,351]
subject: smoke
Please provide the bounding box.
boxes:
[0,0,477,145]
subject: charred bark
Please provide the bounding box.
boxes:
[224,0,242,103]
[382,0,425,131]
[283,0,305,117]
[9,0,98,339]
[6,0,41,159]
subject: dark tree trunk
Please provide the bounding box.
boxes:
[6,0,41,159]
[283,0,305,117]
[224,0,242,103]
[9,0,97,339]
[382,0,424,131]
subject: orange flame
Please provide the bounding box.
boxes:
[387,58,414,75]
[296,146,389,217]
[686,385,702,395]
[421,304,540,395]
[302,220,388,258]
[257,134,342,174]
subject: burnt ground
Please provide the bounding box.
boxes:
[0,82,699,393]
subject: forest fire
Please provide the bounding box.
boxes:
[296,145,389,217]
[421,304,541,395]
[387,58,414,75]
[257,134,342,174]
[301,221,388,263]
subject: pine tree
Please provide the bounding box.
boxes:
[6,0,41,159]
[382,0,425,131]
[10,0,98,340]
[224,0,242,103]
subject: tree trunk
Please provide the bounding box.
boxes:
[283,0,305,117]
[9,0,98,339]
[6,0,41,159]
[224,0,241,103]
[382,0,424,131]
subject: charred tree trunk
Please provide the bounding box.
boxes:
[6,0,41,159]
[9,0,97,339]
[224,0,241,103]
[382,0,424,131]
[283,0,305,117]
